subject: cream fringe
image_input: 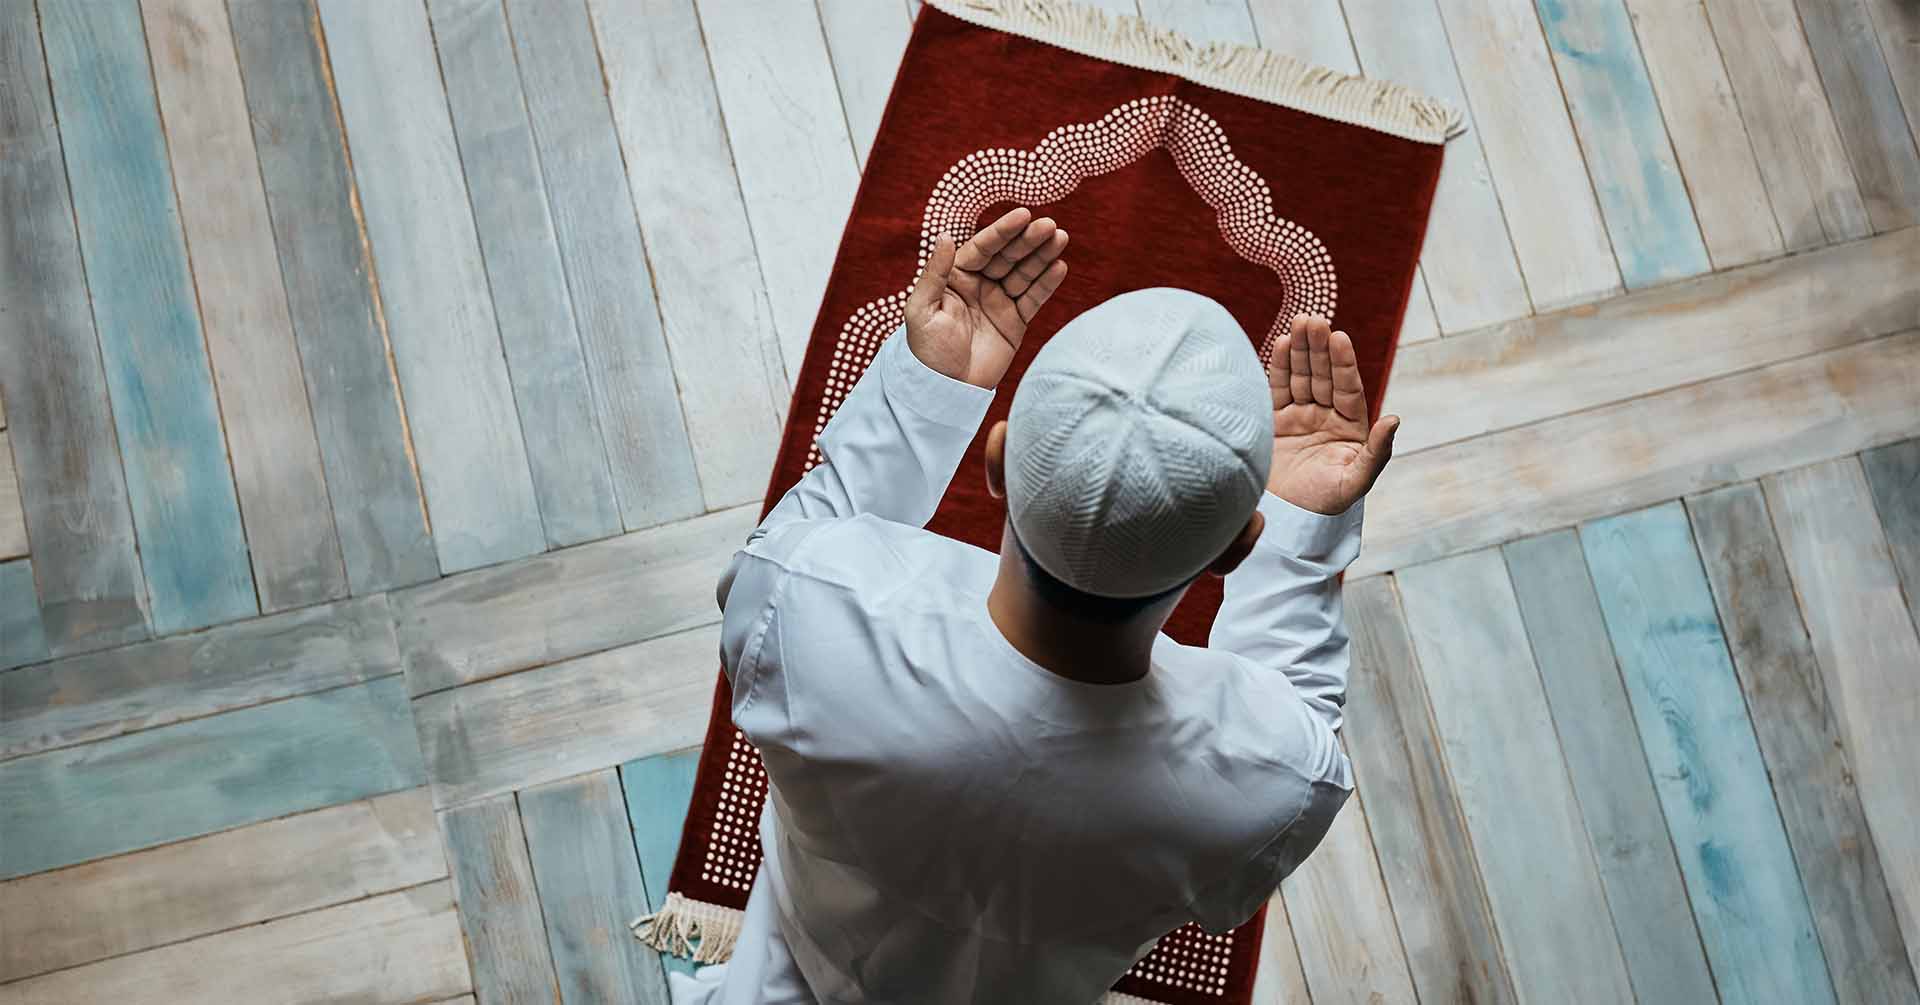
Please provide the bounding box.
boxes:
[632,892,746,966]
[930,0,1465,144]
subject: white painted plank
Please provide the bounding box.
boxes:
[1249,893,1313,1005]
[1138,0,1258,42]
[0,431,23,559]
[818,0,913,168]
[1280,790,1420,1004]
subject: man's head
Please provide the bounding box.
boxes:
[984,289,1273,623]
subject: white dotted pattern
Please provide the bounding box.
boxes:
[699,730,771,893]
[1126,924,1235,996]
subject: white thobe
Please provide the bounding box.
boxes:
[670,330,1362,1005]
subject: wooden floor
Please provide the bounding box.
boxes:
[1,0,1916,1002]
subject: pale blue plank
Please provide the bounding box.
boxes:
[621,748,702,977]
[38,0,256,635]
[0,559,48,670]
[0,676,425,879]
[441,795,563,1002]
[1580,503,1837,1005]
[1535,0,1711,287]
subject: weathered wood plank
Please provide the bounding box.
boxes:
[1344,575,1515,1005]
[1764,459,1920,976]
[0,676,425,879]
[143,0,349,612]
[0,559,48,671]
[394,503,752,695]
[818,0,913,167]
[417,626,718,808]
[1689,482,1920,1003]
[441,794,562,1003]
[0,594,399,761]
[316,0,545,573]
[1797,0,1920,231]
[1280,791,1420,1005]
[39,0,256,636]
[621,747,702,977]
[1861,438,1920,631]
[0,432,22,560]
[0,880,469,1005]
[1397,549,1636,1005]
[1581,503,1838,1004]
[1355,329,1920,578]
[1137,0,1257,42]
[1249,893,1313,1005]
[426,0,623,549]
[519,770,670,1005]
[1865,0,1920,143]
[1503,531,1719,1004]
[0,788,442,983]
[227,0,439,595]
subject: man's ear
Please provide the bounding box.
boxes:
[985,420,1008,499]
[1208,509,1265,577]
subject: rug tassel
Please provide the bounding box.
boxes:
[632,893,747,966]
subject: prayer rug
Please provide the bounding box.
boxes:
[637,1,1456,1001]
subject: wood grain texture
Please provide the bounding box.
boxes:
[227,0,439,596]
[519,770,670,1005]
[1861,438,1920,631]
[0,881,469,1005]
[0,788,443,983]
[143,0,349,612]
[1864,0,1920,143]
[0,432,25,559]
[1535,0,1711,286]
[1249,893,1313,1005]
[39,0,256,636]
[1581,503,1838,1004]
[426,0,623,549]
[1620,0,1783,268]
[1354,329,1920,578]
[1397,550,1636,1005]
[1138,0,1258,42]
[1796,0,1920,231]
[441,794,563,1003]
[316,0,546,573]
[818,0,913,167]
[1343,576,1515,1005]
[1689,482,1920,1003]
[0,676,425,879]
[0,559,47,671]
[621,747,703,978]
[0,593,399,761]
[1503,531,1719,1005]
[1280,791,1420,1005]
[394,503,752,695]
[1433,0,1621,310]
[1764,459,1920,975]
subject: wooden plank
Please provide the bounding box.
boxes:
[1580,503,1838,1004]
[227,0,439,595]
[394,503,752,694]
[519,770,670,1005]
[1797,0,1920,231]
[1620,0,1784,269]
[0,431,24,559]
[1433,0,1621,310]
[0,559,48,671]
[1384,226,1918,456]
[503,0,710,525]
[1396,549,1636,1005]
[1503,531,1719,1004]
[620,747,702,978]
[1534,0,1711,286]
[1343,576,1515,1005]
[695,0,862,385]
[1865,0,1920,143]
[0,676,425,879]
[1354,329,1920,578]
[441,795,562,1003]
[39,0,256,636]
[316,0,546,573]
[818,0,913,167]
[1704,0,1871,249]
[0,788,442,982]
[0,594,399,761]
[1764,459,1920,975]
[1249,893,1313,1005]
[1137,0,1258,42]
[417,626,718,807]
[425,0,624,549]
[143,0,349,612]
[1861,438,1920,630]
[1688,482,1920,1003]
[0,880,469,1005]
[1279,791,1420,1005]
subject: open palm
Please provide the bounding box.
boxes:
[1267,315,1401,515]
[905,207,1070,389]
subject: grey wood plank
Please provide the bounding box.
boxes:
[0,675,425,879]
[394,503,752,695]
[1249,892,1314,1005]
[316,0,546,574]
[143,0,349,612]
[441,795,562,1003]
[1137,0,1257,42]
[0,431,26,559]
[0,593,399,761]
[1864,0,1920,146]
[1861,438,1920,631]
[1343,575,1516,1005]
[0,787,443,982]
[1689,482,1920,1004]
[228,0,440,596]
[425,0,623,549]
[817,0,912,167]
[1503,531,1719,1005]
[0,558,48,670]
[0,1,147,655]
[519,770,670,1005]
[1279,789,1420,1004]
[1797,0,1920,231]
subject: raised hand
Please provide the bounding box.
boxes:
[1266,314,1401,515]
[905,207,1070,389]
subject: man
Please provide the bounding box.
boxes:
[672,206,1400,1003]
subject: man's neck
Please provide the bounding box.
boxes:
[984,548,1173,686]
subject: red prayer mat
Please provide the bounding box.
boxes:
[637,2,1454,1001]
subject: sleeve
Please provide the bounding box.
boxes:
[1188,778,1352,934]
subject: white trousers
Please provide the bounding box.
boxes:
[667,868,818,1005]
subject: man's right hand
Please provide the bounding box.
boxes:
[1264,314,1400,516]
[904,207,1069,390]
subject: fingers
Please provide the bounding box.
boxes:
[1328,329,1369,425]
[1361,415,1401,491]
[955,207,1033,272]
[907,235,956,320]
[1014,260,1068,322]
[1307,319,1334,407]
[1288,315,1313,405]
[1267,331,1292,409]
[983,217,1057,280]
[1001,229,1068,297]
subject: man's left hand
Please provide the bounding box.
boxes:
[904,207,1070,389]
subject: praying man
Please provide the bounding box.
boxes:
[670,206,1401,1004]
